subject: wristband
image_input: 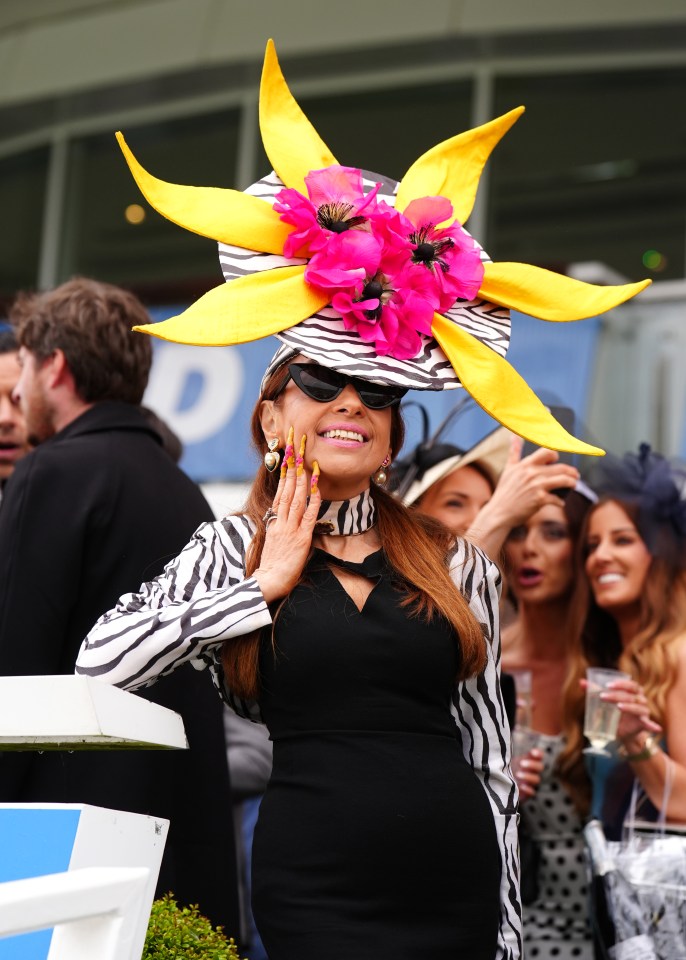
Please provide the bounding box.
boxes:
[617,733,659,762]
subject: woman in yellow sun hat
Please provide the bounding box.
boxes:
[76,41,649,959]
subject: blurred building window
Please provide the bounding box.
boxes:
[256,79,473,185]
[0,147,49,303]
[489,67,686,281]
[60,110,240,302]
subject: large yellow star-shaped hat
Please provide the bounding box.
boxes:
[116,40,650,456]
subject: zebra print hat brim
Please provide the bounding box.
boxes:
[220,169,510,394]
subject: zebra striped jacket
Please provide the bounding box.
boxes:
[76,514,522,959]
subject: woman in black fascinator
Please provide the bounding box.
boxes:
[561,444,686,840]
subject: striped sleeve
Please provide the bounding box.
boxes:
[75,517,271,718]
[449,540,522,960]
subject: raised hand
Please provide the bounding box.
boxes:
[493,437,580,522]
[253,427,322,604]
[466,437,580,557]
[596,677,662,743]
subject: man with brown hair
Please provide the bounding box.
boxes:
[0,278,239,937]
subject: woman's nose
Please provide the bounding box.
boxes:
[521,531,538,556]
[589,538,612,567]
[333,384,364,414]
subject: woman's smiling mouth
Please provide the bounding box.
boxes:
[319,425,368,446]
[596,573,625,585]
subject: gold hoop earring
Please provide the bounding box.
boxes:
[264,438,282,473]
[372,454,391,486]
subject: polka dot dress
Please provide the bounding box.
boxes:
[520,733,593,959]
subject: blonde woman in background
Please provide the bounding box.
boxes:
[561,446,686,839]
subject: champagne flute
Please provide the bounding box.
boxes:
[509,668,533,730]
[511,727,541,779]
[583,667,630,756]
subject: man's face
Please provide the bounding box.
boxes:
[14,348,57,447]
[0,351,31,481]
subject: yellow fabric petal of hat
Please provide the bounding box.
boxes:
[395,107,525,225]
[116,132,290,254]
[431,312,604,456]
[259,39,338,194]
[132,266,329,346]
[480,262,651,321]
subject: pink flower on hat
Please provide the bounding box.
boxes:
[275,174,486,358]
[304,231,382,290]
[401,197,485,310]
[274,165,381,259]
[330,262,437,360]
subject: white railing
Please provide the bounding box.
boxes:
[0,866,151,960]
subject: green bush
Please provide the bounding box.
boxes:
[143,894,246,960]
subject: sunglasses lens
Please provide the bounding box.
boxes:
[290,364,406,409]
[357,387,405,409]
[294,365,342,402]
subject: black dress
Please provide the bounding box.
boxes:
[252,548,501,960]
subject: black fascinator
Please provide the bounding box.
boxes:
[390,397,511,504]
[589,443,686,568]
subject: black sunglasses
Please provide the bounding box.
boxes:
[278,363,407,410]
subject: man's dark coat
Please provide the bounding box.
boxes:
[0,401,239,935]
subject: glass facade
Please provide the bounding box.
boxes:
[60,111,241,299]
[0,148,49,301]
[298,80,473,182]
[2,53,684,301]
[489,67,686,281]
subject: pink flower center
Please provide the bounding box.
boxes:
[410,228,455,272]
[361,276,393,320]
[316,202,367,234]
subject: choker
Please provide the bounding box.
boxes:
[314,489,376,536]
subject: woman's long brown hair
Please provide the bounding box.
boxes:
[221,364,487,700]
[558,497,686,816]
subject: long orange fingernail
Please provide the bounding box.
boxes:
[296,434,306,476]
[310,460,320,495]
[281,426,295,478]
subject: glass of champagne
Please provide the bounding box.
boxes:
[511,727,541,779]
[510,668,533,730]
[583,667,630,756]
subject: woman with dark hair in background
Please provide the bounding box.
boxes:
[395,407,582,734]
[502,488,597,959]
[396,403,581,562]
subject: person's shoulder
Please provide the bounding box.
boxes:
[447,536,500,581]
[664,634,686,725]
[5,436,77,488]
[669,633,686,674]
